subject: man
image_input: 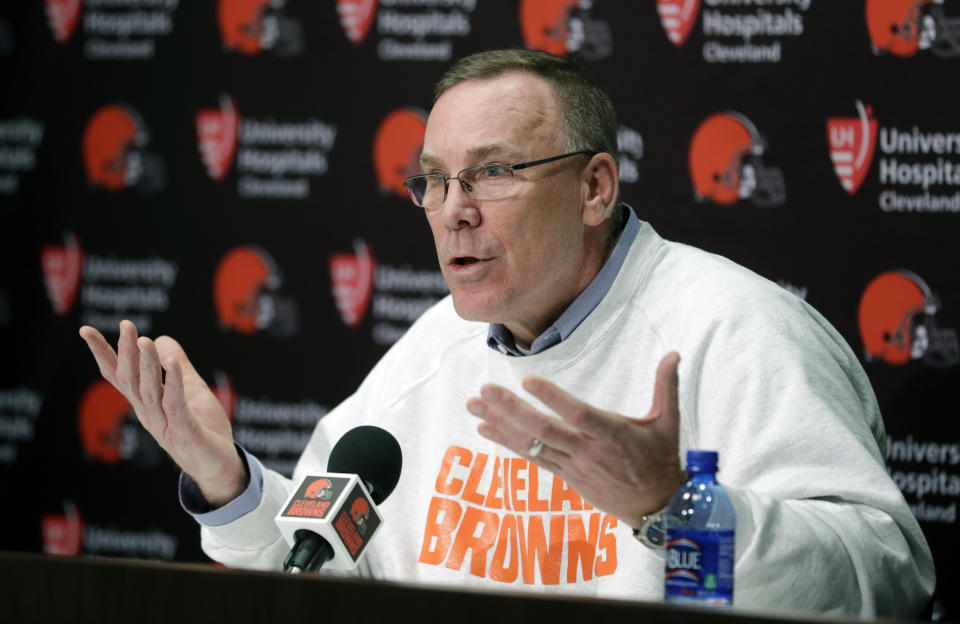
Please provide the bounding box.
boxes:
[79,49,934,616]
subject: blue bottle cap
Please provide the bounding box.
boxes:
[686,449,718,473]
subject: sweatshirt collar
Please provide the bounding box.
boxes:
[487,204,641,356]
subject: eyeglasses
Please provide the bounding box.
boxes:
[403,150,594,210]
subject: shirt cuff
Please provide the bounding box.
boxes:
[178,445,264,527]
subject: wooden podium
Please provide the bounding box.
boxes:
[0,551,904,624]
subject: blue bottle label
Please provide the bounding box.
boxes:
[664,528,734,603]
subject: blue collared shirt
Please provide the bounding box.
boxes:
[487,204,640,356]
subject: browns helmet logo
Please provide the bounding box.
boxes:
[827,100,877,196]
[350,497,370,535]
[337,0,377,45]
[306,478,334,500]
[213,246,281,335]
[519,0,579,55]
[40,500,84,556]
[688,112,786,207]
[657,0,700,47]
[858,270,959,368]
[82,104,165,192]
[196,95,240,182]
[373,108,426,198]
[217,0,303,56]
[866,0,960,58]
[40,232,83,316]
[330,239,375,329]
[82,105,144,191]
[44,0,82,44]
[77,380,132,465]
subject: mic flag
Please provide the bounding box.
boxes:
[276,472,382,571]
[275,425,402,572]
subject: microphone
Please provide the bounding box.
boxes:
[275,425,402,574]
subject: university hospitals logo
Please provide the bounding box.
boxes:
[196,95,240,182]
[45,0,177,60]
[373,108,426,198]
[41,500,84,556]
[827,100,877,196]
[44,0,83,44]
[337,0,377,44]
[866,0,960,58]
[519,0,612,60]
[41,498,178,559]
[213,245,299,336]
[210,370,236,422]
[217,0,303,57]
[330,239,375,328]
[657,0,700,47]
[82,104,165,192]
[688,112,785,207]
[339,0,475,61]
[858,270,959,368]
[40,232,83,316]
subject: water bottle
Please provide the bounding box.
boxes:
[664,450,735,606]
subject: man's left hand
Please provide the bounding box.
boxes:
[466,351,685,529]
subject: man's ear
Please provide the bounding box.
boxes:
[581,152,619,227]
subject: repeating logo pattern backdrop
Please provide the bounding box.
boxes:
[1,2,958,617]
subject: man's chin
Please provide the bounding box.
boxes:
[449,293,501,324]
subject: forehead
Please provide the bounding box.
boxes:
[422,72,562,166]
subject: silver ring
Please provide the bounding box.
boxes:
[527,439,545,458]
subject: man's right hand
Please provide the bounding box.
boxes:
[79,320,248,507]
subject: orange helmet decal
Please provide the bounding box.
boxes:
[212,246,278,334]
[77,380,131,464]
[519,0,579,55]
[858,271,930,365]
[372,109,426,198]
[218,0,274,55]
[688,112,758,205]
[82,104,142,191]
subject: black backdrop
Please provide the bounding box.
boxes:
[1,1,958,619]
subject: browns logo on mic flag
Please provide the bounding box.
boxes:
[276,474,382,568]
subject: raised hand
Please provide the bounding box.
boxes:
[467,351,685,529]
[80,320,247,507]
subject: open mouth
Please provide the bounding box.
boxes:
[453,257,480,266]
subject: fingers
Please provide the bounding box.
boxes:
[135,336,168,434]
[154,335,203,387]
[79,325,120,386]
[115,320,142,401]
[469,384,582,454]
[161,358,190,432]
[646,351,681,423]
[475,419,565,475]
[520,376,618,439]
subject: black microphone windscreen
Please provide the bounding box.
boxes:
[326,426,402,505]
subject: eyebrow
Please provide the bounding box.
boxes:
[419,143,527,171]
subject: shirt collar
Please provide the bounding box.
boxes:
[486,204,641,356]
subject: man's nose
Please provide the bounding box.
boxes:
[441,178,481,229]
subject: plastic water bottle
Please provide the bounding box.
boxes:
[664,450,735,606]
